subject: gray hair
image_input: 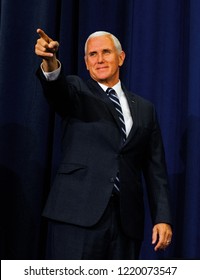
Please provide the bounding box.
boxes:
[84,31,122,55]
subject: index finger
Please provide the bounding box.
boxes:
[37,28,51,43]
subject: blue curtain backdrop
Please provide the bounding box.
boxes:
[0,0,200,259]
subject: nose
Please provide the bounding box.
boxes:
[97,53,104,63]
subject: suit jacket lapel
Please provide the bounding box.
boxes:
[87,79,139,144]
[122,85,139,144]
[86,78,124,130]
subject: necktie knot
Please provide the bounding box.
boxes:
[106,87,116,96]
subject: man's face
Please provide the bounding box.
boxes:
[84,35,125,87]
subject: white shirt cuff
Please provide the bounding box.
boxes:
[40,60,61,81]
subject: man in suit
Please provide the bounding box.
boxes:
[35,29,172,259]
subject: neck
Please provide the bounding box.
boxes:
[96,78,120,88]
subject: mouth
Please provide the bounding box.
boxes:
[96,66,108,71]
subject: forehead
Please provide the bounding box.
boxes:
[86,35,115,52]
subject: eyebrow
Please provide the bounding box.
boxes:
[88,48,113,55]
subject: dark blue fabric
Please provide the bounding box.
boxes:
[0,0,200,259]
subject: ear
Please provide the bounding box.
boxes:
[119,51,125,67]
[84,55,89,70]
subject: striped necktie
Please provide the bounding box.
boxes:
[106,87,126,192]
[106,87,126,142]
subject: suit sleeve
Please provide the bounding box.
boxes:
[142,107,172,226]
[36,67,78,118]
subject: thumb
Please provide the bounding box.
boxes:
[152,226,158,244]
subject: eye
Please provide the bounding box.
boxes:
[103,49,112,55]
[88,52,97,57]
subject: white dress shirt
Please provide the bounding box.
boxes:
[98,81,133,136]
[41,63,133,136]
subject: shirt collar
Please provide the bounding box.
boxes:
[98,80,122,97]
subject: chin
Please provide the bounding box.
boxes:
[96,75,109,81]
